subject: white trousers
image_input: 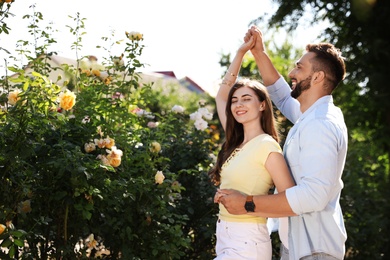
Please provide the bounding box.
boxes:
[214,219,272,260]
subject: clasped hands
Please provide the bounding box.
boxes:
[214,189,248,215]
[242,25,265,54]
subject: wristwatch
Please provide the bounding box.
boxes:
[244,195,255,212]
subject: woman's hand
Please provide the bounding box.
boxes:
[214,190,224,203]
[238,34,255,54]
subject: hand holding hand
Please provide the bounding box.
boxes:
[238,33,255,54]
[218,189,247,215]
[244,25,265,54]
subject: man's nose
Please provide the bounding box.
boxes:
[288,69,295,79]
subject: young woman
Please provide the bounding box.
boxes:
[210,35,295,260]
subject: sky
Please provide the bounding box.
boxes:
[1,0,325,96]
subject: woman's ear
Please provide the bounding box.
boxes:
[259,101,265,111]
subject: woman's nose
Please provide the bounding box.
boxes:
[235,100,243,107]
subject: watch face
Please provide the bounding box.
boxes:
[245,201,255,212]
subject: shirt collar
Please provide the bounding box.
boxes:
[299,95,333,121]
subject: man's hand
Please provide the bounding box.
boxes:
[217,189,247,215]
[244,25,265,54]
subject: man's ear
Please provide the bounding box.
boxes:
[313,71,325,83]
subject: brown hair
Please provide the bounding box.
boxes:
[306,43,346,92]
[209,78,280,186]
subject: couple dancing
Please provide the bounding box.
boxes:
[210,25,347,260]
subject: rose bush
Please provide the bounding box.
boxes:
[0,8,220,259]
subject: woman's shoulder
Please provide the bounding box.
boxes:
[251,134,281,149]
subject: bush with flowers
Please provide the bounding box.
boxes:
[0,7,220,259]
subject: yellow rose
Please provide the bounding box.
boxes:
[106,146,123,167]
[91,69,101,77]
[94,138,105,149]
[155,171,165,184]
[108,156,121,167]
[8,90,21,105]
[59,90,76,111]
[150,141,161,153]
[107,146,122,158]
[0,224,5,235]
[104,136,115,149]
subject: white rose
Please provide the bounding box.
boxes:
[194,118,208,131]
[172,105,185,114]
[190,111,202,121]
[198,107,213,120]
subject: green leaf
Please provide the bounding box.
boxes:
[9,245,15,258]
[9,230,27,238]
[13,239,24,247]
[0,238,12,248]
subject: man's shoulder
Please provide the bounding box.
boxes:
[301,105,347,140]
[310,100,345,122]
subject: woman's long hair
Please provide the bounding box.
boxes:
[209,78,280,186]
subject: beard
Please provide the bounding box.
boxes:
[291,75,312,99]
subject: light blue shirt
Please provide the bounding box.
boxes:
[268,76,348,260]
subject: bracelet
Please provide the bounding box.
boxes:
[221,78,234,86]
[227,70,237,78]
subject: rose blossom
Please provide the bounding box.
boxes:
[106,146,123,167]
[126,31,143,41]
[194,118,208,131]
[86,234,98,250]
[103,136,115,149]
[94,138,106,149]
[171,105,185,114]
[84,142,96,153]
[155,171,165,184]
[147,121,159,128]
[149,141,161,153]
[0,224,6,235]
[198,107,213,120]
[190,111,202,121]
[59,90,76,111]
[97,154,110,165]
[107,155,121,167]
[8,90,21,105]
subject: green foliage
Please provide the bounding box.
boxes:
[0,1,13,36]
[0,8,219,259]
